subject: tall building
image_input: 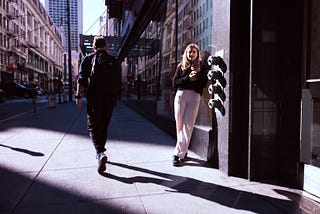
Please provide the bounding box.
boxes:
[0,0,64,92]
[194,0,213,53]
[44,0,83,52]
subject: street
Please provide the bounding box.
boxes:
[0,96,54,123]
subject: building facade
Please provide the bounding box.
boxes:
[45,0,82,52]
[44,0,83,92]
[104,0,320,202]
[0,0,64,92]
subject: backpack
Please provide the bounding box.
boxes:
[87,51,121,96]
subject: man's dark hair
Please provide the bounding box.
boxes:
[93,36,106,48]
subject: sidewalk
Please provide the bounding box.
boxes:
[0,101,316,213]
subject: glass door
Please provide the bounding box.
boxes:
[301,0,320,200]
[250,0,302,187]
[304,79,320,166]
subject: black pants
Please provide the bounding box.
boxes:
[86,95,117,154]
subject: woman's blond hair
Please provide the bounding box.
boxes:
[180,43,201,70]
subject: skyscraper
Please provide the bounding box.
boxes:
[44,0,83,52]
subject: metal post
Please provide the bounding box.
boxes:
[64,54,67,81]
[67,0,72,101]
[58,71,61,103]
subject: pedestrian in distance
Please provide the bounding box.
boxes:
[75,36,121,174]
[171,43,208,166]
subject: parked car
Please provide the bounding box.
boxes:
[0,83,34,98]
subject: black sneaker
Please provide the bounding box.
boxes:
[172,155,180,166]
[97,152,108,174]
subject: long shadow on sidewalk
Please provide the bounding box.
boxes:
[103,161,303,214]
[0,143,44,156]
[0,167,137,213]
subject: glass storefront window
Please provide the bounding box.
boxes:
[302,0,320,167]
[156,0,214,129]
[309,80,320,166]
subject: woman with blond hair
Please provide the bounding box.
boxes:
[172,43,208,166]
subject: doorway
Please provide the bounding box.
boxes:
[301,0,320,199]
[249,0,303,187]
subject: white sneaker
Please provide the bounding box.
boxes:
[97,152,107,174]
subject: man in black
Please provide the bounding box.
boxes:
[75,36,121,174]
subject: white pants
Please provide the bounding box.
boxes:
[173,89,201,159]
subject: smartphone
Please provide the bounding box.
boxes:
[191,60,199,67]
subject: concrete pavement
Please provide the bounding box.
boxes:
[0,100,318,213]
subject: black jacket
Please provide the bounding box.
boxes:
[172,64,208,95]
[77,50,121,97]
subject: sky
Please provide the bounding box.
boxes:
[39,0,106,35]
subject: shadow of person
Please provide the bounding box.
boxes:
[273,189,313,212]
[0,143,44,156]
[101,172,165,186]
[104,161,303,213]
[101,172,134,184]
